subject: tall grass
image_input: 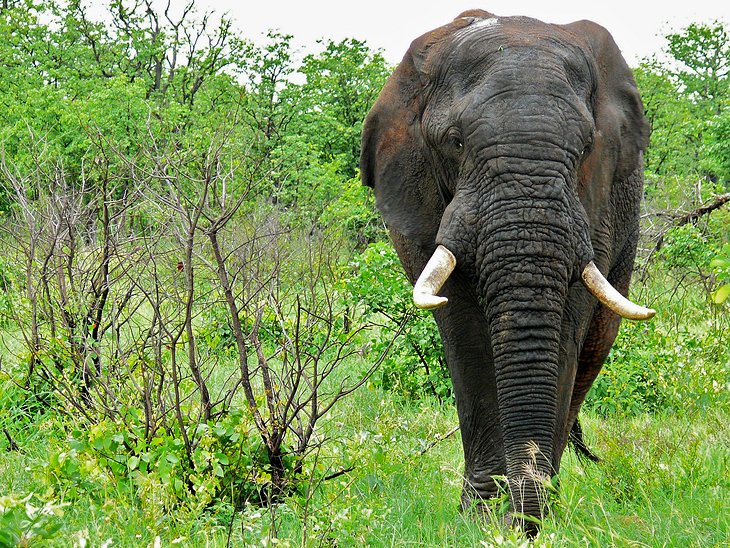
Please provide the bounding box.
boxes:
[1,362,728,546]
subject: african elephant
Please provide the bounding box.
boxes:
[360,10,654,532]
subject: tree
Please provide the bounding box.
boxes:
[294,39,390,179]
[634,61,697,178]
[705,111,730,183]
[666,21,730,116]
[635,21,730,185]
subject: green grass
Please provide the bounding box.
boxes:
[1,377,728,546]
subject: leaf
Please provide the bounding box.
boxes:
[712,284,730,304]
[710,258,730,268]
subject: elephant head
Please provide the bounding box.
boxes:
[360,11,653,532]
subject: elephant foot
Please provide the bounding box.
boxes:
[459,473,506,514]
[460,472,554,538]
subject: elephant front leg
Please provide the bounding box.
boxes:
[433,281,506,508]
[560,246,636,461]
[455,379,505,510]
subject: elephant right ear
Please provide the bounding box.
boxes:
[360,18,472,247]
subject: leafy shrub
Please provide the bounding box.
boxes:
[196,304,237,356]
[0,254,17,327]
[345,242,452,402]
[658,223,717,273]
[0,494,68,546]
[42,409,295,523]
[710,245,730,304]
[585,320,728,416]
[320,177,386,247]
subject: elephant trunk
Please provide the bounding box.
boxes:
[478,210,571,528]
[485,270,564,528]
[413,168,654,530]
[418,183,573,526]
[433,178,584,529]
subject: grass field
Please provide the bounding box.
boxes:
[1,371,728,546]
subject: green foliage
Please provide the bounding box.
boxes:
[636,20,730,184]
[710,245,730,303]
[0,255,17,326]
[42,409,290,520]
[196,303,237,356]
[320,176,386,246]
[658,223,718,272]
[586,320,728,416]
[346,243,452,402]
[666,21,730,116]
[0,493,68,546]
[294,38,390,179]
[705,111,730,181]
[634,62,698,178]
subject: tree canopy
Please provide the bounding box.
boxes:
[638,20,730,184]
[0,0,390,239]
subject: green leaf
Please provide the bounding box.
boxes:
[712,284,730,304]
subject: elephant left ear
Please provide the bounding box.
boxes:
[567,20,649,177]
[360,15,477,248]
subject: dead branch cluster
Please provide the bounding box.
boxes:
[638,183,730,285]
[0,117,393,502]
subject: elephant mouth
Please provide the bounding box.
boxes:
[413,244,655,320]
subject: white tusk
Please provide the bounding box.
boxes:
[413,245,457,309]
[581,261,656,320]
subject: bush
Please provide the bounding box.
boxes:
[0,254,17,327]
[0,494,67,546]
[42,409,289,521]
[585,315,729,416]
[710,244,730,303]
[345,242,452,402]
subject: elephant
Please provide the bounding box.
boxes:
[360,10,654,533]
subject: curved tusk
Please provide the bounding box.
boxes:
[413,245,457,309]
[581,261,656,320]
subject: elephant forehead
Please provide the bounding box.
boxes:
[427,18,595,103]
[446,15,582,67]
[453,16,500,39]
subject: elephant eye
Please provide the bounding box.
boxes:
[580,139,593,160]
[581,132,595,159]
[445,129,463,153]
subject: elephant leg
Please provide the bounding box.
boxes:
[388,230,506,502]
[559,306,620,459]
[433,276,506,508]
[561,244,636,458]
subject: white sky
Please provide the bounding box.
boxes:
[202,0,729,66]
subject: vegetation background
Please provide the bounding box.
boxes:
[0,1,728,546]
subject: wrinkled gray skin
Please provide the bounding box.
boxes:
[360,11,648,532]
